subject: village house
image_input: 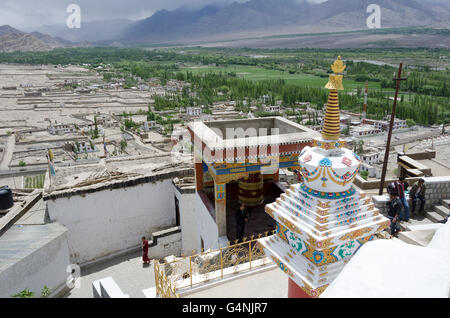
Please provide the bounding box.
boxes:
[186,106,202,117]
[48,123,76,135]
[351,125,382,137]
[263,105,281,113]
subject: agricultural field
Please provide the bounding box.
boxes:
[24,175,45,189]
[180,64,383,91]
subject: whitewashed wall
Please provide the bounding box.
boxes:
[195,192,219,250]
[47,179,177,265]
[173,185,199,255]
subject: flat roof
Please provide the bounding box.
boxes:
[188,117,319,150]
[0,222,67,272]
[43,154,193,200]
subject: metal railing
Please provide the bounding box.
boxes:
[154,230,276,298]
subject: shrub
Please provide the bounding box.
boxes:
[360,170,369,180]
[12,289,34,298]
[41,286,51,298]
[406,118,416,127]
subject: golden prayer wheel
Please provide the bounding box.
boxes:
[238,172,264,207]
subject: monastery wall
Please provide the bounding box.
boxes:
[46,178,179,265]
[173,184,199,255]
[195,191,220,250]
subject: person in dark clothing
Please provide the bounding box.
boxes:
[393,176,410,221]
[387,192,402,237]
[235,203,248,243]
[141,236,150,264]
[409,178,426,216]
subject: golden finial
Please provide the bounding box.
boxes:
[325,56,345,91]
[331,56,346,74]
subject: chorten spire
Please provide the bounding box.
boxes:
[322,56,345,141]
[258,55,389,299]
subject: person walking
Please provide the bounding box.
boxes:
[387,192,402,237]
[235,203,248,243]
[142,236,150,265]
[393,176,410,222]
[409,178,426,216]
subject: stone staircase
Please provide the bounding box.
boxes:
[394,199,449,245]
[424,199,450,223]
[397,198,449,229]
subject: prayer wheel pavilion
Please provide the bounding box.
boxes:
[258,56,390,298]
[187,117,320,248]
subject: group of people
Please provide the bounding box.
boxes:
[387,177,427,237]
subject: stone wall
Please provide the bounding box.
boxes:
[372,176,450,215]
[354,175,423,191]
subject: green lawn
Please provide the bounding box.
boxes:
[181,64,381,90]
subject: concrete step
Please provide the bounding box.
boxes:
[440,199,450,209]
[406,223,444,232]
[425,211,446,223]
[433,205,450,218]
[398,231,435,247]
[398,217,432,232]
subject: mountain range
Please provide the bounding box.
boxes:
[1,0,450,51]
[117,0,450,45]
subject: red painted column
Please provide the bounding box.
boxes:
[273,170,280,183]
[195,162,203,192]
[288,279,311,298]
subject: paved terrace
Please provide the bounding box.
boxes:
[64,250,155,298]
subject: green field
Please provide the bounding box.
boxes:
[181,64,381,91]
[24,175,45,189]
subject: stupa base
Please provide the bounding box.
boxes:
[288,278,312,298]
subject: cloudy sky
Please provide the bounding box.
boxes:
[1,0,327,31]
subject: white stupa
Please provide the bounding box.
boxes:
[258,57,390,298]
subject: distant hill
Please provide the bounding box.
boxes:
[0,34,51,53]
[0,25,51,52]
[117,0,450,45]
[0,25,24,36]
[0,25,87,52]
[29,32,74,49]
